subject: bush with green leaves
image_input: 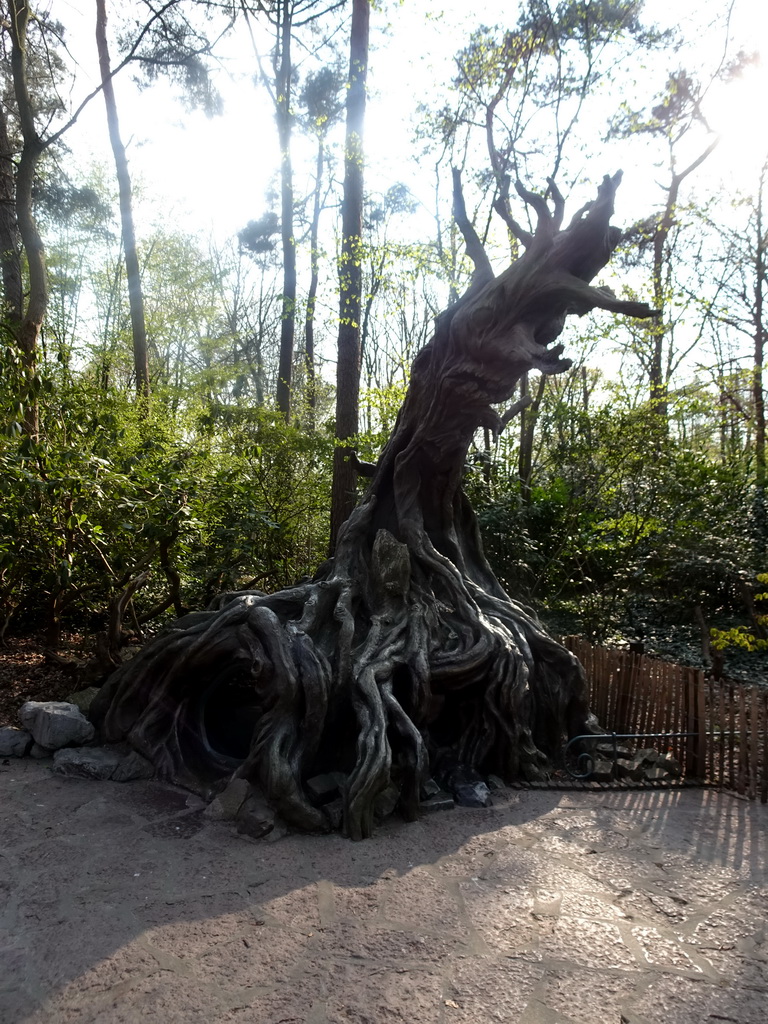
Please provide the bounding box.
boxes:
[0,360,334,645]
[710,573,768,654]
[470,393,755,648]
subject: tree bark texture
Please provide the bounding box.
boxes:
[753,168,766,494]
[751,167,767,559]
[8,0,47,440]
[303,136,324,427]
[275,2,297,420]
[92,173,655,840]
[95,0,151,400]
[0,102,23,325]
[329,0,370,552]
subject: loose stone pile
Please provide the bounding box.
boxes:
[583,742,683,783]
[0,695,153,782]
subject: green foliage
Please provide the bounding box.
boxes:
[471,382,755,646]
[299,64,345,137]
[710,624,768,653]
[359,379,409,439]
[189,402,333,600]
[0,354,332,638]
[446,0,665,185]
[710,574,768,653]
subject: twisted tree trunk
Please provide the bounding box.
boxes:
[92,173,655,839]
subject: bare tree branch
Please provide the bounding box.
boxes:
[451,166,493,284]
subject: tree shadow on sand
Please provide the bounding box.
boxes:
[1,763,766,1024]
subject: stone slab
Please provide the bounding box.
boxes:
[29,743,53,759]
[52,746,124,780]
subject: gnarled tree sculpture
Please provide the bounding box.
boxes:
[91,172,655,839]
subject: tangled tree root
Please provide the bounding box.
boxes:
[92,507,596,839]
[92,172,654,838]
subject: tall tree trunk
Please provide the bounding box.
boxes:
[275,2,296,419]
[303,137,324,427]
[518,373,546,504]
[649,139,718,421]
[0,103,23,328]
[330,0,370,552]
[95,0,150,400]
[753,164,767,559]
[754,166,766,493]
[8,0,47,441]
[649,175,673,421]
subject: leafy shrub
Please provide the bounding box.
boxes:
[0,365,333,644]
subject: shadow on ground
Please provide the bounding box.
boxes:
[0,759,766,1024]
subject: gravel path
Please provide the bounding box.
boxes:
[1,761,766,1024]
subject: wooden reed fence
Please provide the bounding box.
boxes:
[560,636,768,802]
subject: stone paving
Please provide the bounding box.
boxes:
[0,759,766,1024]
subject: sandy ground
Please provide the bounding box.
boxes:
[0,760,766,1024]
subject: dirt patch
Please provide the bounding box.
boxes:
[1,768,765,1024]
[0,633,85,726]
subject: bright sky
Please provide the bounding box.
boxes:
[56,0,768,246]
[637,0,768,196]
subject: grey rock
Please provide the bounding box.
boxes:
[645,765,672,782]
[52,746,123,780]
[588,758,615,783]
[306,771,347,803]
[596,742,634,760]
[64,687,100,716]
[374,783,400,820]
[439,761,491,802]
[203,778,252,821]
[615,758,645,781]
[419,791,455,814]
[235,792,275,839]
[454,780,492,808]
[19,701,95,750]
[631,747,660,768]
[657,754,682,778]
[29,742,53,759]
[420,777,441,799]
[486,774,506,791]
[323,797,344,831]
[0,726,32,757]
[111,749,154,782]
